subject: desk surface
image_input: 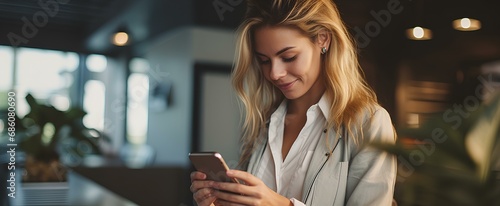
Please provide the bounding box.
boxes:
[1,147,191,206]
[71,166,192,206]
[9,171,137,206]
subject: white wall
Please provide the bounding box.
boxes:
[200,72,241,166]
[145,26,238,166]
[192,27,237,64]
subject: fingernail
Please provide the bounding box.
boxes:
[201,173,206,179]
[226,170,233,175]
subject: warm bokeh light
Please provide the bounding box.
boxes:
[113,32,129,46]
[453,18,481,31]
[413,27,424,38]
[461,18,471,28]
[406,26,433,40]
[407,113,420,128]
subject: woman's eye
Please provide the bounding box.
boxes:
[283,56,296,62]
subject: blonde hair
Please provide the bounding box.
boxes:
[232,0,378,166]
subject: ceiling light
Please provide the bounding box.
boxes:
[453,18,481,31]
[113,31,129,46]
[406,26,432,40]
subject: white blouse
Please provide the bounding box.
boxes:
[255,94,330,205]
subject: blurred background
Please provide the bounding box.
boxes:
[0,0,499,205]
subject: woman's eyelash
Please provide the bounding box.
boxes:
[283,56,296,62]
[257,56,296,64]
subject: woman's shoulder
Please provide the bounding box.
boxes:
[356,104,391,126]
[352,104,395,143]
[346,104,394,142]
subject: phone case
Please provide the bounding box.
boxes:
[189,152,239,183]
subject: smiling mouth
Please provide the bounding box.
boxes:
[277,80,298,90]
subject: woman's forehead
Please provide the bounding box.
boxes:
[253,26,311,54]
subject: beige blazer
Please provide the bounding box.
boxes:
[247,106,397,206]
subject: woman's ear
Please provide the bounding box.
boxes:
[317,29,331,50]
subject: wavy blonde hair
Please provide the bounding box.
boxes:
[232,0,378,166]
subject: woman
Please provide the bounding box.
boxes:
[191,0,396,205]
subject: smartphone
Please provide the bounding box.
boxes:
[189,152,240,183]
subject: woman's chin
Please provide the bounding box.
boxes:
[282,91,302,100]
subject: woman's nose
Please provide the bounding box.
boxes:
[269,62,286,81]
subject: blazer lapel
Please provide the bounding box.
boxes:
[301,129,342,201]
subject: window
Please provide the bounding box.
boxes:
[14,47,78,117]
[127,58,150,145]
[86,54,107,73]
[82,54,108,131]
[0,46,13,92]
[0,46,14,113]
[83,80,106,131]
[2,45,139,154]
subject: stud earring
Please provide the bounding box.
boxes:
[321,47,327,54]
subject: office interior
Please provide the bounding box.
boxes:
[0,0,499,205]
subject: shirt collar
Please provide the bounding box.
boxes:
[317,93,330,119]
[271,93,330,120]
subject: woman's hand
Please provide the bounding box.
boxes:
[212,170,292,206]
[190,171,216,206]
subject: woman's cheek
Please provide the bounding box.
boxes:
[290,59,306,75]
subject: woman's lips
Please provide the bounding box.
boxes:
[277,80,297,90]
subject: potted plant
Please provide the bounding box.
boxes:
[377,94,500,206]
[17,94,110,182]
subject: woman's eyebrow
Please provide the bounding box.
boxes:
[255,46,295,57]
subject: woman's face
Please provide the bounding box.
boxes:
[254,26,325,100]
